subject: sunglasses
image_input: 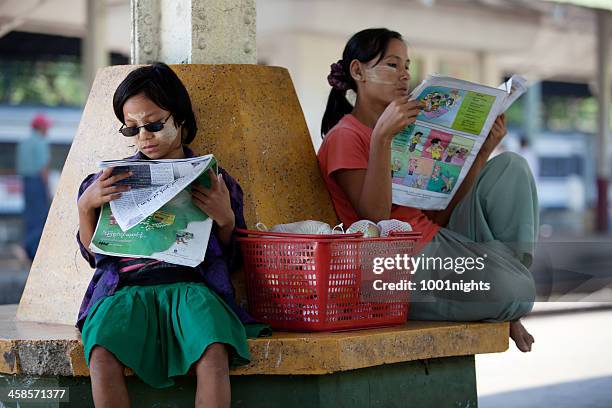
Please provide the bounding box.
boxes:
[118,114,173,137]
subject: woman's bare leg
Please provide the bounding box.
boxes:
[89,346,130,407]
[194,343,230,408]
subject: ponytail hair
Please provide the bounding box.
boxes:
[321,28,403,137]
[321,85,355,137]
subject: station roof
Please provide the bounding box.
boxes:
[545,0,612,11]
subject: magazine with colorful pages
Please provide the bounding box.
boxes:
[391,74,527,210]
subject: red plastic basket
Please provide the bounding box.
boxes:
[236,228,422,331]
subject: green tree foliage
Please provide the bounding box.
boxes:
[543,96,598,133]
[506,94,599,134]
[0,59,84,107]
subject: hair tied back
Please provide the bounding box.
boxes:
[327,60,351,92]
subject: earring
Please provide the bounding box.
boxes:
[345,89,357,106]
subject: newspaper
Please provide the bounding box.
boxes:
[100,155,215,231]
[391,74,527,210]
[89,155,217,267]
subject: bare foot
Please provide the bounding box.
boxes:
[510,319,534,352]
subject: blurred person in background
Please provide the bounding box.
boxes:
[519,135,539,179]
[16,114,51,260]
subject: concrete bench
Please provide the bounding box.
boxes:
[0,304,508,406]
[1,65,509,407]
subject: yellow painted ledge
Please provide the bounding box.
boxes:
[0,304,508,377]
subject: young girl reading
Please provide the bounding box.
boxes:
[76,63,267,407]
[318,28,537,353]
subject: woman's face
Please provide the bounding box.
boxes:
[122,93,184,159]
[358,38,411,105]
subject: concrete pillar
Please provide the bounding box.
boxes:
[421,52,437,82]
[131,0,256,64]
[524,81,542,143]
[595,10,611,232]
[476,51,503,87]
[82,0,109,93]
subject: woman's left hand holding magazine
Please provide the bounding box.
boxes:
[480,114,507,158]
[191,169,235,245]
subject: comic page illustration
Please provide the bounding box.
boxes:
[391,74,525,209]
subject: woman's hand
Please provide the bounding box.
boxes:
[481,114,507,156]
[372,98,424,143]
[334,98,424,223]
[77,167,131,251]
[425,115,507,227]
[191,169,235,229]
[77,167,132,214]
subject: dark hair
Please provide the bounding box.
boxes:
[113,62,198,144]
[431,138,441,144]
[321,28,403,137]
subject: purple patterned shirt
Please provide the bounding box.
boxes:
[75,147,256,331]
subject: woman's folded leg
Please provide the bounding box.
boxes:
[409,152,538,322]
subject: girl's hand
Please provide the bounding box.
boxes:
[77,167,132,214]
[191,169,235,229]
[481,114,507,156]
[372,98,424,143]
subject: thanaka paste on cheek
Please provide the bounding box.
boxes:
[155,117,179,141]
[365,65,398,85]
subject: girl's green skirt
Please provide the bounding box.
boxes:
[81,282,267,389]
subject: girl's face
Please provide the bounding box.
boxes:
[122,93,184,159]
[356,38,411,105]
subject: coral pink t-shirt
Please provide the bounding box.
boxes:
[317,114,440,245]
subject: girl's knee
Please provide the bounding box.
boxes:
[195,343,229,374]
[478,151,537,206]
[90,346,123,369]
[204,343,228,359]
[489,152,531,176]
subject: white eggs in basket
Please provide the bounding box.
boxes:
[269,220,333,235]
[345,219,413,238]
[377,219,413,237]
[255,219,412,239]
[346,220,380,238]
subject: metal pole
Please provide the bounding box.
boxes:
[524,81,542,144]
[596,10,611,233]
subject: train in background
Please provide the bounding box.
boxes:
[528,131,594,210]
[501,129,604,234]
